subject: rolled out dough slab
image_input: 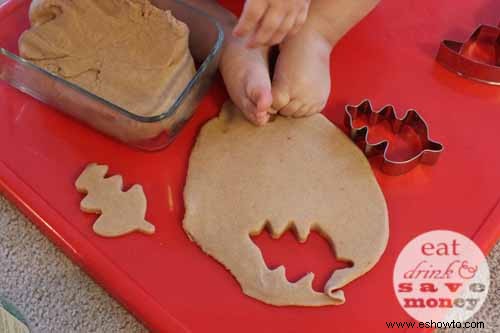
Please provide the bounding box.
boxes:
[183,102,389,306]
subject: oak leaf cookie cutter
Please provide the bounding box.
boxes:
[344,100,444,175]
[436,22,500,84]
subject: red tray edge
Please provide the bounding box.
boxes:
[1,160,499,333]
[474,197,500,254]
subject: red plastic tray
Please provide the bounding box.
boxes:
[0,0,499,332]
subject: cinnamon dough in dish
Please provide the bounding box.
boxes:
[19,0,196,116]
[183,102,389,306]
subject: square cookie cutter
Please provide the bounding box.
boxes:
[436,22,500,85]
[344,100,444,176]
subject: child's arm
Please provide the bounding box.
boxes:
[233,0,310,48]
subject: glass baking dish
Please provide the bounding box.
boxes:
[0,0,224,150]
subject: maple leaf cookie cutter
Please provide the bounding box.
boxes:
[436,22,500,85]
[344,100,444,176]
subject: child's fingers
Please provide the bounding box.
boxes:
[255,110,270,125]
[269,12,297,45]
[233,0,268,38]
[244,82,272,125]
[239,98,261,125]
[268,107,279,115]
[279,100,303,117]
[241,103,270,126]
[290,5,308,35]
[248,8,285,47]
[304,104,323,116]
[247,85,273,114]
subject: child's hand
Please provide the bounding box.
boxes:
[233,0,310,48]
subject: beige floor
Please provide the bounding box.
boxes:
[0,195,498,332]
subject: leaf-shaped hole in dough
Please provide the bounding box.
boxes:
[251,224,353,292]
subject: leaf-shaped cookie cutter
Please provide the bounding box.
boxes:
[344,100,444,176]
[436,22,500,85]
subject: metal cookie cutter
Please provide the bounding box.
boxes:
[436,22,500,85]
[344,100,444,176]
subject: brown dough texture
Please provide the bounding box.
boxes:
[19,0,196,116]
[76,163,155,237]
[183,102,389,306]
